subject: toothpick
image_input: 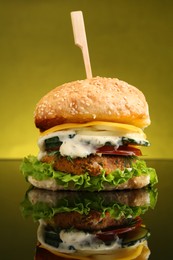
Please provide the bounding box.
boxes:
[71,11,93,79]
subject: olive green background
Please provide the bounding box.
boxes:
[0,0,173,159]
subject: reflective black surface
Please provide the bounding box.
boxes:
[0,159,172,259]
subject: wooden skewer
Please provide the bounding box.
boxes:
[71,11,93,79]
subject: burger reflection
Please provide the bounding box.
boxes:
[20,188,157,260]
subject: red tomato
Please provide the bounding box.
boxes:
[96,145,142,156]
[96,216,142,241]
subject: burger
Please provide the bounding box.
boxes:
[20,76,157,191]
[21,188,157,259]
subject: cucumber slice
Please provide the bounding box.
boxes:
[44,227,62,248]
[122,137,150,146]
[45,136,62,149]
[122,226,150,247]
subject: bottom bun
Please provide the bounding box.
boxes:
[28,175,150,191]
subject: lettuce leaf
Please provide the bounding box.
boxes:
[20,155,157,191]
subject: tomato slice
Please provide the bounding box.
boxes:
[96,216,142,242]
[96,145,142,156]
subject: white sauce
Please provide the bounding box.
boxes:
[58,229,121,253]
[37,221,143,256]
[38,128,147,159]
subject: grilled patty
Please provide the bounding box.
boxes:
[41,154,136,176]
[46,211,130,231]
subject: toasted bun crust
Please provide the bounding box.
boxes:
[34,77,150,131]
[28,188,150,208]
[28,174,150,191]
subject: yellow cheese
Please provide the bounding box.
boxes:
[40,121,146,138]
[93,245,144,260]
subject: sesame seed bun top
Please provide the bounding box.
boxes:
[34,76,150,131]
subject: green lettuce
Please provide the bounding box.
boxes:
[20,188,158,221]
[20,155,158,192]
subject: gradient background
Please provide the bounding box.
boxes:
[0,0,173,159]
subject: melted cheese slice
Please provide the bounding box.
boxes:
[40,121,146,138]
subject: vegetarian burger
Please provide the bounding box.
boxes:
[20,76,157,191]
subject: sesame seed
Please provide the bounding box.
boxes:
[86,102,90,106]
